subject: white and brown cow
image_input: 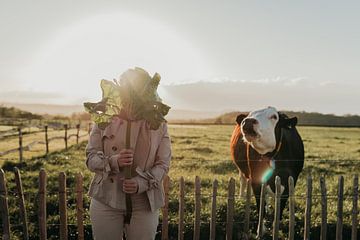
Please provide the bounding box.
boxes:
[230,107,304,218]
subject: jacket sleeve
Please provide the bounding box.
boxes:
[135,123,171,194]
[85,124,120,176]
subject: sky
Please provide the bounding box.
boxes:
[0,1,359,115]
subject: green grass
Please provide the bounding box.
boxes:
[1,125,359,239]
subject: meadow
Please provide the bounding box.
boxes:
[0,124,360,239]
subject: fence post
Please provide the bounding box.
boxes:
[18,127,23,162]
[289,176,295,240]
[64,124,68,150]
[244,179,251,239]
[76,172,84,240]
[59,172,68,240]
[178,177,185,240]
[39,169,47,240]
[162,175,170,240]
[273,176,281,240]
[304,175,312,240]
[210,179,218,240]
[45,125,49,154]
[14,167,29,240]
[352,175,358,240]
[320,176,327,240]
[76,124,80,144]
[194,176,201,240]
[0,169,11,240]
[256,184,265,239]
[336,176,344,240]
[226,177,235,240]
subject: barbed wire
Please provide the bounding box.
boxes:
[2,157,360,162]
[8,220,267,231]
[3,189,358,200]
[171,156,360,163]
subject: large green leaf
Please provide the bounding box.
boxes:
[83,67,170,130]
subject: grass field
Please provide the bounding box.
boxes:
[1,124,360,239]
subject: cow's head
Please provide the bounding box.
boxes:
[236,107,297,154]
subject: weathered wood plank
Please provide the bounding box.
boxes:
[14,167,29,240]
[244,179,251,239]
[352,175,358,240]
[320,176,327,240]
[289,176,295,240]
[0,169,10,240]
[273,176,281,240]
[194,176,201,240]
[45,125,49,154]
[178,177,185,240]
[336,176,344,240]
[256,184,266,240]
[226,177,235,240]
[39,169,47,240]
[76,124,80,144]
[304,175,312,240]
[18,127,23,162]
[209,179,218,240]
[76,172,84,240]
[64,124,68,150]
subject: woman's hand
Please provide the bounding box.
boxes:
[123,179,138,194]
[117,149,134,168]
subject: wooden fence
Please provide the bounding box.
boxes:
[0,169,358,240]
[0,123,91,162]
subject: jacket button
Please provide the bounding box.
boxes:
[112,146,117,151]
[110,178,114,183]
[110,134,114,139]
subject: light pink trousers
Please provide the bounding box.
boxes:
[89,193,159,240]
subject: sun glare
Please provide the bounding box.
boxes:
[19,12,213,104]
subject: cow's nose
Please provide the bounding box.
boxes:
[242,118,258,133]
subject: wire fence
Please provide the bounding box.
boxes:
[0,169,358,240]
[0,123,91,162]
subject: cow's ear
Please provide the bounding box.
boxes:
[278,113,298,128]
[236,114,247,125]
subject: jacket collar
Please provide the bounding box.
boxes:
[102,116,144,150]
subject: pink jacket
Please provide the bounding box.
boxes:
[85,117,171,211]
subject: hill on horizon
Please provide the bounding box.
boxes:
[207,110,360,127]
[2,102,360,127]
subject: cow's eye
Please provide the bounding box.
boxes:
[270,114,277,120]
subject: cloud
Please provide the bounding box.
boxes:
[165,76,309,86]
[1,78,359,115]
[162,79,360,115]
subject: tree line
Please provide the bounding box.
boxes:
[213,111,360,127]
[0,106,42,119]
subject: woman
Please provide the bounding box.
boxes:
[85,68,171,240]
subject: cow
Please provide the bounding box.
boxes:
[230,106,304,219]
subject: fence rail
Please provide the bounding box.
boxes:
[0,123,91,161]
[0,169,358,239]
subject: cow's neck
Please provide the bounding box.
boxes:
[261,127,283,160]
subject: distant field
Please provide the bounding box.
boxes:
[1,124,359,239]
